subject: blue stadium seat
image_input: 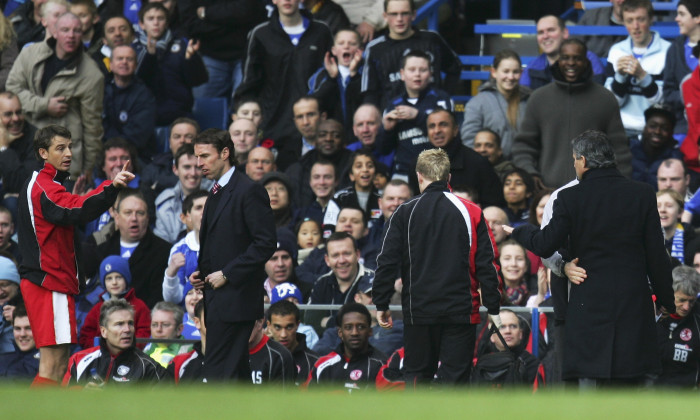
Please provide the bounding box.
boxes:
[192,97,230,131]
[154,126,170,154]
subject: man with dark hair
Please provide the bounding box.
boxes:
[512,39,631,189]
[154,143,207,244]
[507,129,676,388]
[7,12,105,179]
[373,148,502,387]
[91,15,135,76]
[286,118,352,209]
[234,0,333,171]
[630,105,683,188]
[361,0,460,109]
[0,305,40,380]
[305,302,386,390]
[308,231,375,330]
[521,15,605,89]
[103,45,157,161]
[18,124,134,386]
[266,300,319,385]
[141,117,200,198]
[409,109,503,208]
[85,137,141,238]
[63,298,168,386]
[0,93,41,215]
[95,188,171,308]
[248,317,295,386]
[190,127,276,382]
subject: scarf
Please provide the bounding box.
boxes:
[671,223,685,264]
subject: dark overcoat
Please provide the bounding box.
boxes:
[512,167,675,380]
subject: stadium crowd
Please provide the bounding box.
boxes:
[2,0,700,390]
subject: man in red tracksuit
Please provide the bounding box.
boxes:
[17,125,134,386]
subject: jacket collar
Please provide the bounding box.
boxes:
[43,162,70,184]
[423,180,450,194]
[580,166,622,182]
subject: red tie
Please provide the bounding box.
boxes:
[211,182,221,195]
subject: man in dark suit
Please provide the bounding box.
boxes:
[190,129,276,382]
[506,129,676,388]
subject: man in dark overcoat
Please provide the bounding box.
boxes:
[507,129,676,387]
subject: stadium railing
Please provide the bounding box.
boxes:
[137,305,553,358]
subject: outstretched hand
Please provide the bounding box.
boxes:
[112,160,135,188]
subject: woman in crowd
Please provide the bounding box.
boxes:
[499,239,531,306]
[502,168,534,228]
[461,49,531,159]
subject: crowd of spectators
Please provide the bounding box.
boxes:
[2,0,700,389]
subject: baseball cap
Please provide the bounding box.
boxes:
[271,282,303,304]
[0,256,19,285]
[357,275,373,294]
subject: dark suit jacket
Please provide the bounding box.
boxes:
[198,169,276,323]
[512,167,675,380]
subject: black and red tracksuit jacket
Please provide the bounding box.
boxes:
[373,180,502,325]
[62,340,169,386]
[169,342,204,384]
[17,163,118,295]
[304,344,386,392]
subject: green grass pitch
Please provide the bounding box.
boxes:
[2,386,699,419]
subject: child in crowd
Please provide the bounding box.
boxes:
[232,98,263,128]
[134,2,208,125]
[296,218,322,265]
[70,0,102,55]
[309,28,364,132]
[379,50,453,179]
[180,285,203,340]
[78,256,151,349]
[162,190,208,305]
[332,149,382,229]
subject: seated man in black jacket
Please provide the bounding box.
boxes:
[305,302,386,391]
[63,298,169,386]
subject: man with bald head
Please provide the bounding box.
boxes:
[7,12,104,179]
[229,118,258,167]
[483,206,509,247]
[347,104,394,170]
[103,45,157,162]
[658,158,692,201]
[246,147,276,182]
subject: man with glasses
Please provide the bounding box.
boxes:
[144,301,192,367]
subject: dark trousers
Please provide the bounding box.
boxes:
[203,319,255,383]
[403,323,476,387]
